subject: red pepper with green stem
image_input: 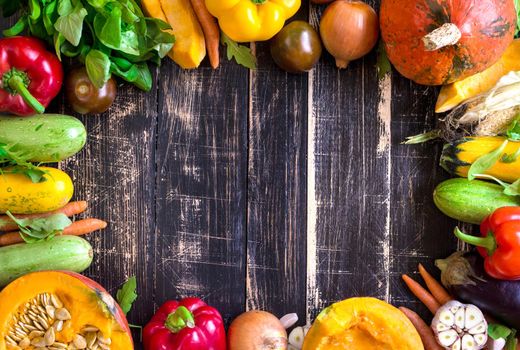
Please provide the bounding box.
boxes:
[455,206,520,280]
[143,297,226,350]
[0,37,63,116]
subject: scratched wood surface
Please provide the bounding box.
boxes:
[1,1,459,347]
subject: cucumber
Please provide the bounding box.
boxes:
[433,178,520,224]
[0,236,93,286]
[0,114,87,162]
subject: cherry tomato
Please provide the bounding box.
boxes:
[65,67,116,115]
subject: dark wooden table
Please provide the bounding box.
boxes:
[2,1,462,347]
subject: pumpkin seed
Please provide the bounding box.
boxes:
[85,332,97,348]
[29,330,45,339]
[53,320,64,332]
[52,342,68,349]
[55,308,71,321]
[73,334,87,349]
[82,326,99,333]
[50,295,63,309]
[97,333,111,345]
[31,336,46,347]
[46,306,56,319]
[44,327,55,346]
[18,337,30,349]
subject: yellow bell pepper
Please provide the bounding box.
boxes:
[205,0,301,42]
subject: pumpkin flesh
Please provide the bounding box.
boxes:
[0,271,133,350]
[380,0,516,85]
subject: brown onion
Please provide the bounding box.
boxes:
[320,0,379,68]
[228,310,288,350]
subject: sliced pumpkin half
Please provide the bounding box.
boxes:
[302,297,424,350]
[0,271,133,350]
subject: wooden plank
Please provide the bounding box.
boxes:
[154,62,248,324]
[388,79,458,318]
[307,0,392,320]
[60,81,158,329]
[246,10,309,319]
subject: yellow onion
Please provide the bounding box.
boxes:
[320,0,379,68]
[228,310,288,350]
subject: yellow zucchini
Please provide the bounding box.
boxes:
[440,136,520,183]
[0,167,74,214]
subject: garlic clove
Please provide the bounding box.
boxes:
[436,322,450,332]
[465,306,484,330]
[452,338,461,350]
[468,322,487,335]
[455,307,465,330]
[461,334,478,350]
[279,313,299,329]
[288,327,305,348]
[438,329,460,347]
[439,309,456,327]
[473,333,487,346]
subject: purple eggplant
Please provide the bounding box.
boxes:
[436,251,520,329]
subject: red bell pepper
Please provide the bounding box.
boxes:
[0,36,63,116]
[143,297,226,350]
[455,206,520,280]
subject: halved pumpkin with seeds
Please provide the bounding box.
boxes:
[0,271,133,350]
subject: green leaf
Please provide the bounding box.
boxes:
[28,0,41,21]
[0,144,48,183]
[111,61,152,91]
[116,276,137,315]
[221,32,256,69]
[85,49,111,88]
[376,40,392,80]
[57,0,72,16]
[43,0,58,35]
[94,8,122,49]
[506,329,518,350]
[3,16,28,36]
[501,147,520,163]
[515,0,520,37]
[54,32,65,60]
[504,179,520,196]
[507,114,520,140]
[468,140,508,181]
[6,211,72,244]
[54,4,87,46]
[489,323,513,340]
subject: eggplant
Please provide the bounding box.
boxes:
[436,252,520,329]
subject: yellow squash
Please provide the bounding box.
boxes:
[440,136,520,183]
[141,0,206,69]
[0,167,73,214]
[302,297,424,350]
[436,39,520,113]
[205,0,301,42]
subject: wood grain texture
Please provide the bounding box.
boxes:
[154,61,248,325]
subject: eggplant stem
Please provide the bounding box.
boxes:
[454,227,496,255]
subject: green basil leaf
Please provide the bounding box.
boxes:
[116,276,138,315]
[489,323,513,340]
[86,0,108,8]
[94,7,122,49]
[57,0,72,16]
[28,0,41,21]
[507,114,520,141]
[221,32,256,69]
[53,32,65,60]
[468,140,509,181]
[43,0,58,35]
[86,49,111,88]
[54,4,87,46]
[111,61,151,91]
[3,16,28,36]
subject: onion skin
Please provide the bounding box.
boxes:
[228,310,288,350]
[319,1,379,68]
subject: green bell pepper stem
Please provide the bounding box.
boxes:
[165,306,196,333]
[454,227,497,256]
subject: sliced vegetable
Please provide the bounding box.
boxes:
[302,298,424,350]
[205,0,301,42]
[436,39,520,113]
[436,252,520,329]
[0,37,62,116]
[431,300,488,350]
[228,310,287,350]
[0,114,87,163]
[143,298,226,350]
[0,167,74,214]
[319,1,379,68]
[433,178,520,225]
[0,236,93,286]
[0,271,133,349]
[380,0,516,85]
[66,67,117,115]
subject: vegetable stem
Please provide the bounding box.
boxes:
[7,74,45,114]
[165,306,195,333]
[454,227,497,255]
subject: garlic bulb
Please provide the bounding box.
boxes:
[288,325,311,349]
[432,300,488,350]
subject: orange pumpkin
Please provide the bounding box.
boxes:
[380,0,516,86]
[0,271,134,350]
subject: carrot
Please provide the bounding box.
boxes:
[0,218,106,247]
[418,263,452,305]
[190,0,220,69]
[399,307,443,350]
[0,201,88,232]
[402,274,441,314]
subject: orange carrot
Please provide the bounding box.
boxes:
[418,263,452,305]
[0,218,106,247]
[190,0,220,69]
[0,201,88,232]
[402,274,441,314]
[399,307,443,350]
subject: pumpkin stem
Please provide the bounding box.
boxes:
[422,23,462,51]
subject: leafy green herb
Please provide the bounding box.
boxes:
[507,329,518,350]
[116,276,137,315]
[1,0,174,91]
[507,114,520,140]
[501,148,520,163]
[6,211,71,243]
[0,143,47,183]
[221,32,256,70]
[376,40,392,80]
[515,0,520,38]
[468,140,508,180]
[489,323,513,340]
